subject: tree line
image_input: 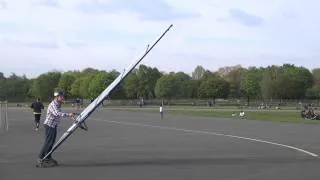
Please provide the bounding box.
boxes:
[0,64,319,104]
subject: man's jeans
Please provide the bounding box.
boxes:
[38,124,57,159]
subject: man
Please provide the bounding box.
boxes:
[239,110,246,119]
[30,98,44,131]
[37,89,76,167]
[160,104,164,119]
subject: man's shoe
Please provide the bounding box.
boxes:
[36,159,52,168]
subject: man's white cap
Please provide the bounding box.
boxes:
[54,89,64,97]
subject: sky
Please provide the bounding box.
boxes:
[0,0,319,78]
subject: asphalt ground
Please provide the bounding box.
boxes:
[1,107,320,180]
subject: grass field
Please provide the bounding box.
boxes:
[8,101,319,124]
[116,106,320,124]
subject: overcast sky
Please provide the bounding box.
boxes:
[0,0,319,78]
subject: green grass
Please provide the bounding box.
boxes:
[171,110,308,123]
[119,107,320,124]
[8,102,319,124]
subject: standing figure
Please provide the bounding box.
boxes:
[30,98,44,131]
[37,89,76,167]
[160,104,164,119]
[239,110,246,119]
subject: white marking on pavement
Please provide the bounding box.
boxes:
[92,118,319,157]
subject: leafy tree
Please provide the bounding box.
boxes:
[197,75,229,105]
[136,65,162,99]
[309,68,320,105]
[224,67,247,98]
[242,67,263,105]
[155,74,178,99]
[81,68,99,76]
[123,72,139,99]
[282,64,313,99]
[70,78,82,98]
[202,70,215,80]
[186,80,200,98]
[261,64,313,100]
[69,69,99,99]
[31,71,61,101]
[173,72,192,98]
[58,72,76,98]
[79,74,96,98]
[0,73,6,100]
[192,65,206,80]
[306,86,320,98]
[3,74,29,101]
[312,68,320,86]
[109,69,120,78]
[0,63,319,103]
[108,70,126,99]
[87,70,125,99]
[88,71,111,98]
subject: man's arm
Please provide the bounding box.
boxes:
[49,104,72,118]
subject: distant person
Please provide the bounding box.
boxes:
[37,89,76,167]
[239,110,246,119]
[30,98,44,131]
[75,98,81,110]
[160,104,164,119]
[139,102,142,108]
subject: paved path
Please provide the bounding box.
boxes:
[1,108,320,180]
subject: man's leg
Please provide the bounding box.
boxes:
[38,125,56,160]
[47,127,57,160]
[36,125,58,167]
[33,114,37,129]
[34,114,41,131]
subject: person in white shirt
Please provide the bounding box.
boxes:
[160,104,164,119]
[239,110,246,119]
